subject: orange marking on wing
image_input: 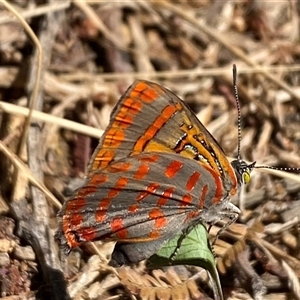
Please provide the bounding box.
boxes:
[199,185,208,208]
[164,160,183,178]
[134,164,149,180]
[95,210,106,222]
[62,220,70,240]
[157,187,175,206]
[123,97,143,114]
[77,227,96,242]
[128,204,139,213]
[67,213,84,227]
[110,218,128,239]
[108,189,119,198]
[201,164,224,204]
[63,235,79,249]
[95,196,112,222]
[149,230,160,239]
[130,82,145,98]
[104,128,125,148]
[181,194,192,206]
[175,102,183,110]
[92,149,115,170]
[65,197,86,213]
[149,208,167,229]
[108,161,131,173]
[115,113,133,128]
[185,211,200,222]
[89,174,108,186]
[221,158,238,195]
[111,97,143,131]
[186,171,201,191]
[98,197,111,210]
[134,81,159,103]
[134,105,177,152]
[141,87,159,103]
[196,136,237,192]
[77,186,98,197]
[211,149,237,188]
[138,154,159,163]
[136,182,160,201]
[108,177,129,198]
[114,99,138,121]
[62,217,82,248]
[63,220,90,249]
[115,177,129,189]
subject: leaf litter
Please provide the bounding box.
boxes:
[0,1,300,299]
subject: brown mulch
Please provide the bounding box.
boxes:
[0,1,300,299]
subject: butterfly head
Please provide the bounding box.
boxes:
[231,159,256,186]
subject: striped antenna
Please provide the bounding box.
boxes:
[232,64,242,161]
[233,65,300,173]
[254,165,300,172]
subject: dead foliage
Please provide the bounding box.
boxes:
[0,1,299,299]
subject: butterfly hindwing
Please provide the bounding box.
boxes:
[110,238,169,267]
[57,152,230,255]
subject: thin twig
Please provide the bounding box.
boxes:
[0,101,103,138]
[57,64,300,82]
[0,2,70,24]
[0,141,61,208]
[0,0,42,158]
[73,0,134,53]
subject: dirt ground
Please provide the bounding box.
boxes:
[0,1,300,299]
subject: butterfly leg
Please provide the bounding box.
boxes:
[211,202,240,245]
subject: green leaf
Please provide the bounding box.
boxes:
[147,224,223,300]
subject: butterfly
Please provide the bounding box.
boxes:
[55,78,254,267]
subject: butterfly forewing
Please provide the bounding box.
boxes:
[87,81,237,193]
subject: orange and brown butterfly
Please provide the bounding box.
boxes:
[55,66,254,267]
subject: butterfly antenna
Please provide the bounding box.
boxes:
[232,67,300,174]
[233,64,242,161]
[254,165,300,172]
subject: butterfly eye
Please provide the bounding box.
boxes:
[231,160,255,186]
[242,169,251,184]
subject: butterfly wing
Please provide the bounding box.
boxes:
[88,81,237,194]
[110,239,170,267]
[56,152,231,257]
[56,80,240,264]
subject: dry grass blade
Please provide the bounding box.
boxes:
[281,260,300,300]
[0,101,103,138]
[118,267,208,300]
[0,0,42,157]
[247,231,300,277]
[256,167,300,183]
[0,2,70,24]
[57,64,300,81]
[217,239,248,274]
[0,141,61,209]
[73,0,132,53]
